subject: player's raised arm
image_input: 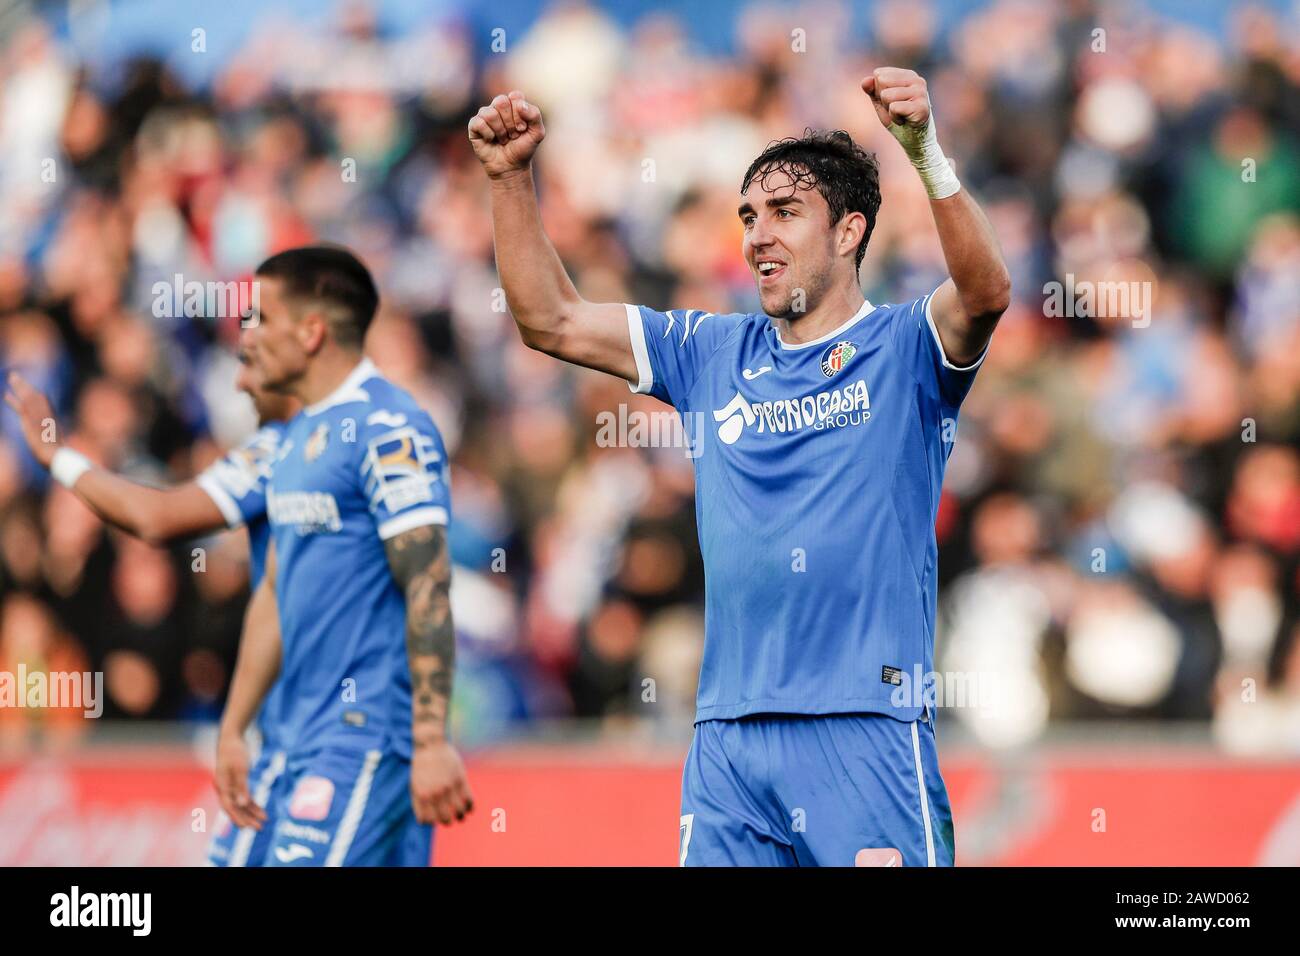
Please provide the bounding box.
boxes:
[468,91,638,382]
[215,543,282,830]
[384,523,474,827]
[862,68,1012,365]
[6,372,228,544]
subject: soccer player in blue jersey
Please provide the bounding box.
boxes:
[471,68,1011,866]
[5,356,298,867]
[242,246,473,866]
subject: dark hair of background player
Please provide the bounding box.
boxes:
[255,244,380,347]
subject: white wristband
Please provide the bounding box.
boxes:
[888,108,962,201]
[51,448,93,488]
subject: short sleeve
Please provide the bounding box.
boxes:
[358,408,451,541]
[625,305,747,409]
[196,425,282,528]
[889,287,988,408]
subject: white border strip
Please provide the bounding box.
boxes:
[923,289,988,371]
[196,472,246,529]
[377,506,449,540]
[775,299,874,350]
[624,304,654,394]
[910,720,937,867]
[326,749,382,867]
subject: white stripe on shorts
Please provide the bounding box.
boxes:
[228,749,287,867]
[910,720,937,867]
[325,750,382,867]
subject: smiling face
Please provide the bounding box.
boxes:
[740,166,847,320]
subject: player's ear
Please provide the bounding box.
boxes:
[838,211,867,260]
[298,311,328,354]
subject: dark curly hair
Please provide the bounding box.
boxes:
[740,130,881,273]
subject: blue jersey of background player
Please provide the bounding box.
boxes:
[471,71,1011,865]
[196,414,292,867]
[5,352,300,867]
[243,246,474,867]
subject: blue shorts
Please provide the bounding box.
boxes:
[205,748,288,867]
[263,747,433,867]
[680,713,954,867]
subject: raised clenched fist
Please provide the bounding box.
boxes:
[861,67,932,132]
[468,91,546,180]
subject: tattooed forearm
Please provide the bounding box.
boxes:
[385,524,454,745]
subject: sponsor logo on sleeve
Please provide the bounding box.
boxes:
[362,423,443,513]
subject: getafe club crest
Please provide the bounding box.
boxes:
[820,340,857,377]
[304,422,330,462]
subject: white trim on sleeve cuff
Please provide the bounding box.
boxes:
[377,506,449,541]
[924,289,988,372]
[196,473,246,529]
[624,303,654,394]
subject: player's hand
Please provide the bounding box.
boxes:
[4,372,61,468]
[468,91,545,180]
[214,730,266,830]
[861,67,931,131]
[410,739,474,826]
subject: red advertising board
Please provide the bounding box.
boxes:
[2,747,1298,866]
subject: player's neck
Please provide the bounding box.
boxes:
[774,284,866,346]
[257,397,302,427]
[293,347,368,408]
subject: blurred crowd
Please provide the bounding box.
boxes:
[0,0,1297,753]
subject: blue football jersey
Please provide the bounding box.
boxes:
[267,359,451,759]
[197,420,288,746]
[625,291,985,723]
[197,422,286,589]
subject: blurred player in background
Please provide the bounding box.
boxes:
[5,356,297,866]
[242,245,472,866]
[471,69,1010,866]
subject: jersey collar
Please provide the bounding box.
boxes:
[304,357,378,416]
[773,298,875,351]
